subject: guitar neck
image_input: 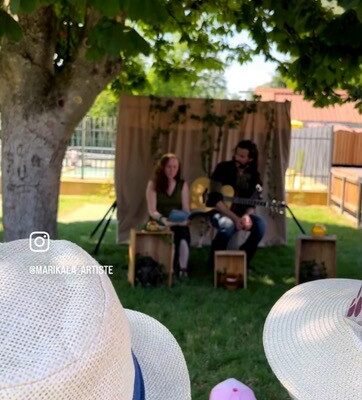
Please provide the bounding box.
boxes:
[223,195,267,207]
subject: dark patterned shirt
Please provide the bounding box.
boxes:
[207,160,262,216]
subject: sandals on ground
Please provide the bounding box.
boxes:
[179,269,188,279]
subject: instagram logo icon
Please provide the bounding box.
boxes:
[29,231,50,252]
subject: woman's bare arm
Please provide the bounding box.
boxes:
[181,181,190,212]
[146,181,162,220]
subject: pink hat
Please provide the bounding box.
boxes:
[209,378,257,400]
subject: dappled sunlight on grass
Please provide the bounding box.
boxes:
[282,276,296,285]
[286,205,356,228]
[58,195,115,223]
[0,198,360,400]
[252,274,276,286]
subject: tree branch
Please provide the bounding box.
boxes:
[0,6,58,110]
[50,7,123,130]
[51,55,122,130]
[16,6,57,74]
[0,54,6,108]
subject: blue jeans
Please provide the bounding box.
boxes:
[210,213,266,268]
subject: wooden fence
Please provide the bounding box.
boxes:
[332,130,362,166]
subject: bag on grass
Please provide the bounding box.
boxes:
[135,254,164,287]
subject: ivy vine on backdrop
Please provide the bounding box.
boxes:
[149,95,190,161]
[148,95,277,177]
[263,104,278,199]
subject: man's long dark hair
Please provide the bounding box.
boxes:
[235,139,259,172]
[153,153,182,194]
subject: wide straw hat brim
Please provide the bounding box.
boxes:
[263,279,362,400]
[125,310,191,400]
[0,239,191,400]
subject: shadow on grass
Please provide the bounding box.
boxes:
[1,211,361,285]
[0,210,361,400]
[57,213,361,276]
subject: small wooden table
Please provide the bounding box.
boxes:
[295,235,337,285]
[128,228,174,287]
[214,250,247,289]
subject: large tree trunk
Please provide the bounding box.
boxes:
[0,6,122,241]
[1,109,70,241]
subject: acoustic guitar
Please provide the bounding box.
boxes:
[190,177,286,215]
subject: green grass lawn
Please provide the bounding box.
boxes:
[0,197,361,399]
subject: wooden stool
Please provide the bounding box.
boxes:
[295,235,337,284]
[214,250,247,289]
[128,228,174,287]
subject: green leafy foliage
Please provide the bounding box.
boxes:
[87,19,150,59]
[337,0,362,20]
[11,0,37,13]
[0,0,361,109]
[87,87,119,117]
[260,70,295,89]
[110,39,227,99]
[138,68,227,99]
[0,10,22,41]
[119,0,169,24]
[253,0,362,109]
[89,0,120,18]
[9,0,21,14]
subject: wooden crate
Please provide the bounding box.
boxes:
[295,235,337,285]
[214,250,247,289]
[128,229,174,287]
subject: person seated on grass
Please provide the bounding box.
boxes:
[146,153,191,278]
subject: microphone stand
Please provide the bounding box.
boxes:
[255,184,306,235]
[285,204,306,235]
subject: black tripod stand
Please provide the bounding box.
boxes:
[90,200,117,255]
[89,200,305,255]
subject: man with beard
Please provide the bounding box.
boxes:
[206,140,266,270]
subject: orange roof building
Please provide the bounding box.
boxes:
[254,87,362,125]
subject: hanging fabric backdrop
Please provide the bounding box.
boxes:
[115,95,291,245]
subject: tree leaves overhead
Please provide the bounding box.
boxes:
[9,0,58,14]
[0,0,361,109]
[320,9,362,48]
[191,56,224,71]
[10,0,37,14]
[120,0,169,24]
[9,0,21,14]
[89,0,120,18]
[88,0,169,23]
[0,9,22,41]
[245,0,362,109]
[337,0,362,21]
[87,19,150,59]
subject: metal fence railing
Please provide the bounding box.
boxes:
[0,117,117,181]
[1,117,352,190]
[286,126,333,191]
[62,117,117,180]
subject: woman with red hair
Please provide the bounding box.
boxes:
[146,153,191,278]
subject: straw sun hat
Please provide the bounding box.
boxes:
[0,239,191,400]
[263,278,362,400]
